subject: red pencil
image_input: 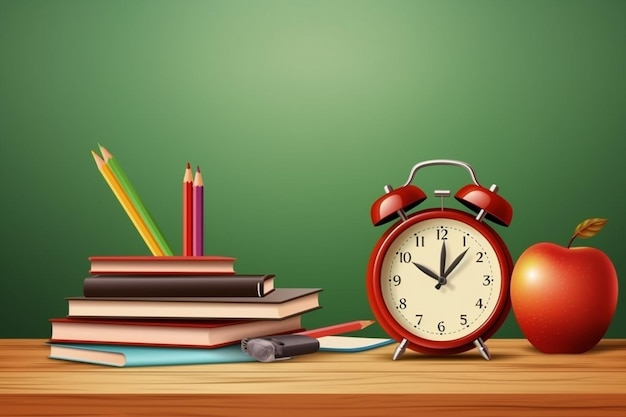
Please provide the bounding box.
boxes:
[182,163,193,256]
[298,320,375,339]
[192,166,204,256]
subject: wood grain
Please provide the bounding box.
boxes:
[0,339,624,416]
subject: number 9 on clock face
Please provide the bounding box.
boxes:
[368,209,512,353]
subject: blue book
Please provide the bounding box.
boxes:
[49,343,256,367]
[48,336,394,367]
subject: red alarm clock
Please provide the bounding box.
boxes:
[366,160,513,360]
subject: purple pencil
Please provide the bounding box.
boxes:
[192,166,204,256]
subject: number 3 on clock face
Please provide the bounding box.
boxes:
[370,209,512,352]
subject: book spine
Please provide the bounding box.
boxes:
[83,275,273,298]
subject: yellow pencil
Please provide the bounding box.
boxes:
[91,151,164,256]
[98,144,173,256]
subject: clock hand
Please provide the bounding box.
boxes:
[435,248,470,290]
[412,262,442,283]
[444,248,470,278]
[440,241,446,278]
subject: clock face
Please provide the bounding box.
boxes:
[379,215,503,343]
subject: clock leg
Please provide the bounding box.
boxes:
[392,338,409,360]
[473,337,491,360]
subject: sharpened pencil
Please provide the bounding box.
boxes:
[92,151,164,256]
[192,166,204,256]
[183,163,193,256]
[98,144,173,256]
[298,320,375,339]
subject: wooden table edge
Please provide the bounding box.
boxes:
[1,393,625,417]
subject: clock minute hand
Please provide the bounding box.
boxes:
[440,242,446,278]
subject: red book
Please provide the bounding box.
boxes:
[89,256,235,275]
[49,316,303,348]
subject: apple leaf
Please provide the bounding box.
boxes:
[567,218,607,248]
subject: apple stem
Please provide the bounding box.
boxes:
[566,218,607,249]
[567,235,576,249]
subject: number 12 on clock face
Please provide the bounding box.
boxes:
[381,217,503,344]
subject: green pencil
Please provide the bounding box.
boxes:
[98,144,174,256]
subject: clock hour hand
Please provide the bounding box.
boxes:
[412,262,440,282]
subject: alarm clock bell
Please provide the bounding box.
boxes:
[371,161,512,228]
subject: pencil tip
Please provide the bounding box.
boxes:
[196,165,201,172]
[97,144,112,160]
[91,150,103,166]
[97,142,102,148]
[186,162,191,169]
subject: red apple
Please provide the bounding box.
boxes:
[511,219,618,353]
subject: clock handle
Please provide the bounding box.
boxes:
[403,159,482,188]
[402,159,513,227]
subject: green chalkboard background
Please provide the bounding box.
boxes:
[1,0,624,341]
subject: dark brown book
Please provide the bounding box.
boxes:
[66,288,322,320]
[83,275,275,298]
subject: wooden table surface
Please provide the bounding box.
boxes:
[0,338,624,416]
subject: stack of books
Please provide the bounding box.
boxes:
[48,255,322,367]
